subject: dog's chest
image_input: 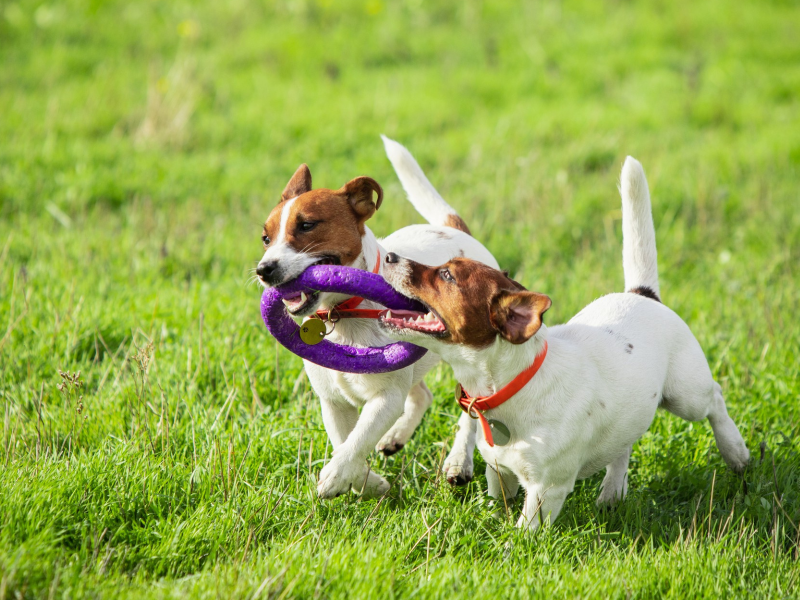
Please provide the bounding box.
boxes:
[331,371,378,407]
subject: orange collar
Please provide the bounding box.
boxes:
[315,251,383,320]
[457,341,548,447]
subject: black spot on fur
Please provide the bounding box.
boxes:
[625,343,633,354]
[435,230,452,239]
[458,249,465,257]
[628,286,661,302]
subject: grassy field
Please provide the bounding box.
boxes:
[1,0,799,597]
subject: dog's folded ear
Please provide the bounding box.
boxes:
[281,164,312,202]
[490,291,552,345]
[340,176,383,221]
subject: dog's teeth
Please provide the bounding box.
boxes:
[282,298,291,307]
[424,313,435,322]
[300,291,307,304]
[385,310,392,320]
[415,315,423,322]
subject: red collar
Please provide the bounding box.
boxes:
[315,251,384,320]
[457,341,548,447]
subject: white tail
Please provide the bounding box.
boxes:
[620,156,660,298]
[381,135,471,234]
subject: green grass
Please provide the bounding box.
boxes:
[1,0,799,597]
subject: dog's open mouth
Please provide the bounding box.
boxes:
[281,290,320,314]
[279,256,340,315]
[379,308,447,334]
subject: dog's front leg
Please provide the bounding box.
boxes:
[377,380,433,456]
[517,479,575,532]
[317,390,405,500]
[442,412,476,485]
[319,394,359,448]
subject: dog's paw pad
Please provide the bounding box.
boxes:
[444,464,473,486]
[378,442,404,457]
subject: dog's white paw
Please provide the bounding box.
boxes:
[596,481,628,507]
[317,457,366,499]
[362,471,391,498]
[317,457,389,499]
[443,451,474,486]
[722,443,750,474]
[376,426,410,456]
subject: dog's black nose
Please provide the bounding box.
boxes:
[385,252,399,264]
[257,260,278,280]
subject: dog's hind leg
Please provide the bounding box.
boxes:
[706,383,750,473]
[596,444,631,506]
[662,347,750,474]
[376,380,433,456]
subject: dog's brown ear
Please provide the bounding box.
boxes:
[490,291,552,345]
[281,164,312,202]
[340,176,383,221]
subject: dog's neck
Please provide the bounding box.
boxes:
[445,328,549,397]
[358,226,384,277]
[320,226,388,345]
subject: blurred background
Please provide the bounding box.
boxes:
[1,0,798,596]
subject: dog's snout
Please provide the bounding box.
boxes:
[385,252,399,264]
[257,260,278,281]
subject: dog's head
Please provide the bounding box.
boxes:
[256,164,383,316]
[379,253,551,355]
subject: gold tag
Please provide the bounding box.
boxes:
[455,383,463,403]
[299,319,327,345]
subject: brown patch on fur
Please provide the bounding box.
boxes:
[444,214,471,235]
[397,258,550,348]
[263,171,383,266]
[628,286,661,303]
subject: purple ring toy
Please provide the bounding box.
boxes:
[260,265,428,374]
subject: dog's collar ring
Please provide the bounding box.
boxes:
[466,397,481,420]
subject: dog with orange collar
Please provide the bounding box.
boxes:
[379,157,749,530]
[256,137,498,499]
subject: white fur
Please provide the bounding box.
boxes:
[381,135,462,228]
[266,139,498,499]
[384,156,749,528]
[258,197,320,283]
[621,157,660,296]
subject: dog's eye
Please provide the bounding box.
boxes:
[262,235,270,246]
[298,221,317,232]
[439,268,455,283]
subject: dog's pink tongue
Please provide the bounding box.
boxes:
[282,291,305,310]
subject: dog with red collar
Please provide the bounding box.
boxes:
[379,157,749,529]
[256,137,498,499]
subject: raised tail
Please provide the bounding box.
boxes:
[620,156,660,301]
[381,135,471,235]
